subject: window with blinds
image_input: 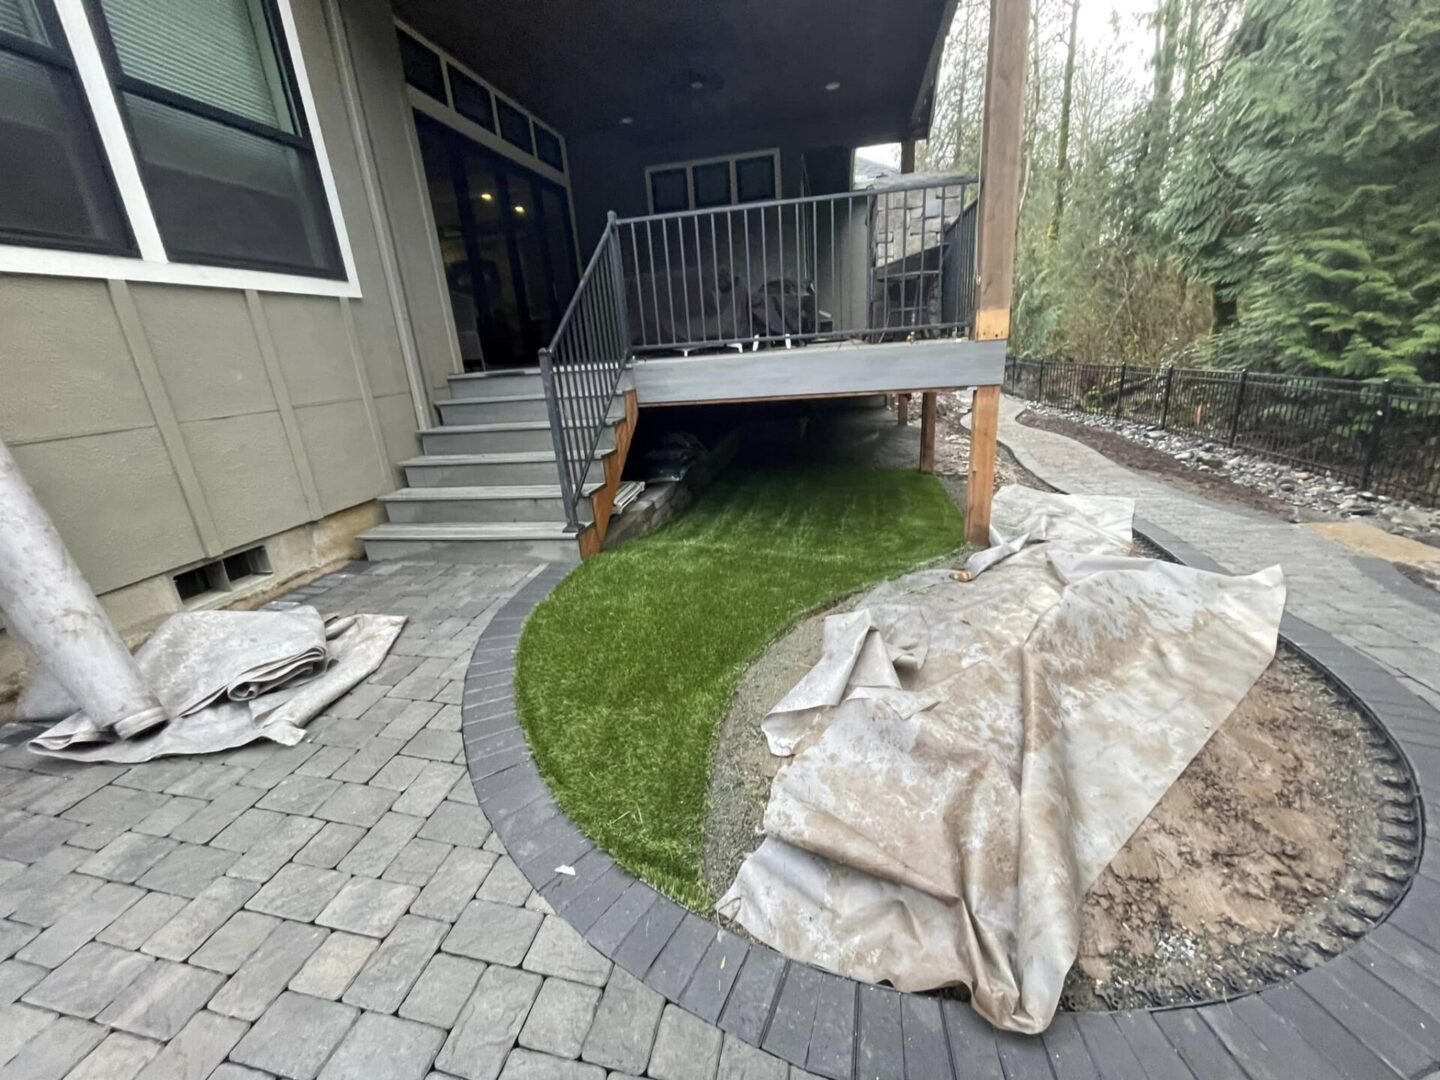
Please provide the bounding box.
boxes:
[91,0,343,277]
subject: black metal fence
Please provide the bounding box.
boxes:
[1004,357,1440,506]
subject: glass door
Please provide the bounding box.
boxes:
[413,112,579,370]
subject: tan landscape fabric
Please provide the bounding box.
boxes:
[719,486,1285,1032]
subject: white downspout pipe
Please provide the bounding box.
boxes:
[0,437,165,737]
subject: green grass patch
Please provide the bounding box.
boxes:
[514,465,964,910]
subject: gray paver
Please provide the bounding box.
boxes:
[230,991,358,1079]
[580,968,665,1075]
[478,855,533,906]
[343,914,448,1014]
[401,954,486,1029]
[412,848,496,922]
[143,877,258,961]
[523,916,612,988]
[435,964,542,1080]
[650,1003,725,1080]
[394,762,467,817]
[189,910,280,974]
[245,864,349,922]
[228,814,326,881]
[0,1002,57,1066]
[170,785,261,844]
[97,892,188,950]
[0,918,37,961]
[716,1036,788,1080]
[371,754,430,792]
[332,737,406,785]
[62,785,167,828]
[420,801,492,848]
[23,941,153,1019]
[316,782,398,827]
[519,977,601,1059]
[209,919,328,1021]
[498,1049,605,1080]
[135,843,238,898]
[318,1011,445,1080]
[0,1014,104,1079]
[257,775,342,816]
[0,959,45,1006]
[386,837,453,886]
[336,810,423,877]
[290,930,378,1000]
[95,960,223,1039]
[133,1009,247,1080]
[78,833,178,883]
[16,881,143,967]
[212,808,288,853]
[135,796,206,838]
[294,822,367,869]
[297,745,356,779]
[444,899,543,965]
[63,1031,161,1080]
[317,877,419,937]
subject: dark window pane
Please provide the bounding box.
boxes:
[649,168,688,214]
[692,161,730,208]
[736,154,776,202]
[496,98,532,153]
[0,0,49,44]
[397,29,444,100]
[99,0,297,132]
[125,92,341,276]
[0,50,131,252]
[449,66,493,131]
[533,125,563,172]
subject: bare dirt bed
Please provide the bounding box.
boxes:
[704,410,1413,1012]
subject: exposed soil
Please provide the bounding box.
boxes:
[703,408,1420,1011]
[1013,407,1298,521]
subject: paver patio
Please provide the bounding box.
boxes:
[0,403,1436,1079]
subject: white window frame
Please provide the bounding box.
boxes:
[644,149,782,214]
[0,0,360,298]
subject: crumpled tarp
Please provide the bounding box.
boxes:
[719,486,1285,1033]
[21,606,404,763]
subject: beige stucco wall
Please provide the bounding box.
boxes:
[0,0,458,693]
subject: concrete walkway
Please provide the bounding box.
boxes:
[993,397,1440,713]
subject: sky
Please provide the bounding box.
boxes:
[858,0,1154,170]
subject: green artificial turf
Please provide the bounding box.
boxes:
[514,465,964,910]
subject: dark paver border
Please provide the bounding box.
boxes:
[462,553,1439,1080]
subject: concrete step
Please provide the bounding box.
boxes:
[400,449,609,488]
[380,483,598,524]
[360,522,580,564]
[437,394,550,425]
[419,421,615,457]
[447,368,544,400]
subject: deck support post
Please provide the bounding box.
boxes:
[966,0,1028,546]
[897,394,909,425]
[919,392,938,471]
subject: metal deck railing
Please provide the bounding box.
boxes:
[538,179,981,532]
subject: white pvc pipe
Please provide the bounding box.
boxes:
[0,437,165,737]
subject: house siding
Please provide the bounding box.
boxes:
[0,0,452,691]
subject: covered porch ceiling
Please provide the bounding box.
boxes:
[389,0,958,145]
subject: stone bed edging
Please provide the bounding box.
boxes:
[461,555,1437,1080]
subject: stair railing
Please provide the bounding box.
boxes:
[539,211,632,532]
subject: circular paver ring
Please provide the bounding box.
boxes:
[461,528,1437,1080]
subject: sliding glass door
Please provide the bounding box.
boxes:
[414,113,578,370]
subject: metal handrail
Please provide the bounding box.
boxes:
[539,212,632,532]
[614,177,979,356]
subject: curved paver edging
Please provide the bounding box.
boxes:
[461,555,1438,1080]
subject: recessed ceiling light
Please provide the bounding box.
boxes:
[480,192,494,202]
[690,79,705,90]
[825,80,841,91]
[513,205,526,214]
[620,116,634,125]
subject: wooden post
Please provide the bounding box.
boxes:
[966,0,1027,547]
[919,392,938,471]
[897,394,909,425]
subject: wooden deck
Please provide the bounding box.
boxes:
[630,338,1004,406]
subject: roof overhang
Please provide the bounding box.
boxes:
[391,0,957,145]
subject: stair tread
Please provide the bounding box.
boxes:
[381,483,600,501]
[400,449,607,467]
[362,522,573,540]
[420,420,614,435]
[437,392,547,406]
